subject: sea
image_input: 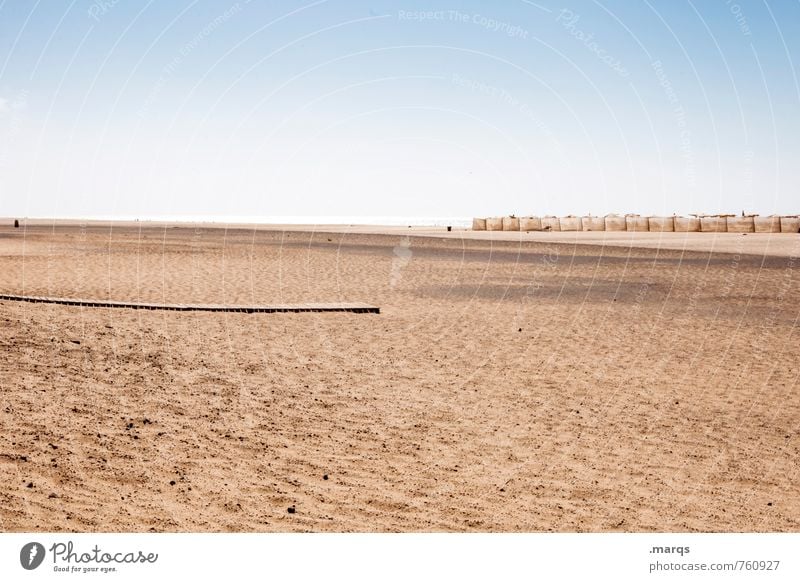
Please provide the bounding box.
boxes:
[32,216,475,228]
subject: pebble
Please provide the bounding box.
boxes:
[287,506,296,514]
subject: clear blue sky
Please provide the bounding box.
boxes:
[1,0,798,219]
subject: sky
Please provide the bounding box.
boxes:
[0,0,799,220]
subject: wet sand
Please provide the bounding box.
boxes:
[1,221,798,532]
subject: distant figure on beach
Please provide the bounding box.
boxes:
[14,219,19,228]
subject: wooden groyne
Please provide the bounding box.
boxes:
[0,294,379,314]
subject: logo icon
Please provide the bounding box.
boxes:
[20,542,46,570]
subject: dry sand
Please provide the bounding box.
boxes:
[1,221,799,532]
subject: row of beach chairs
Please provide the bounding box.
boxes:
[472,215,800,233]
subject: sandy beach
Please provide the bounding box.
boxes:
[1,221,798,532]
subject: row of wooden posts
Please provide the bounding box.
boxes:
[472,215,800,233]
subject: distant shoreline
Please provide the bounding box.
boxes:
[0,216,475,228]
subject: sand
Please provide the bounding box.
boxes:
[1,221,799,532]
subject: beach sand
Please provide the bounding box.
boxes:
[1,221,798,532]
